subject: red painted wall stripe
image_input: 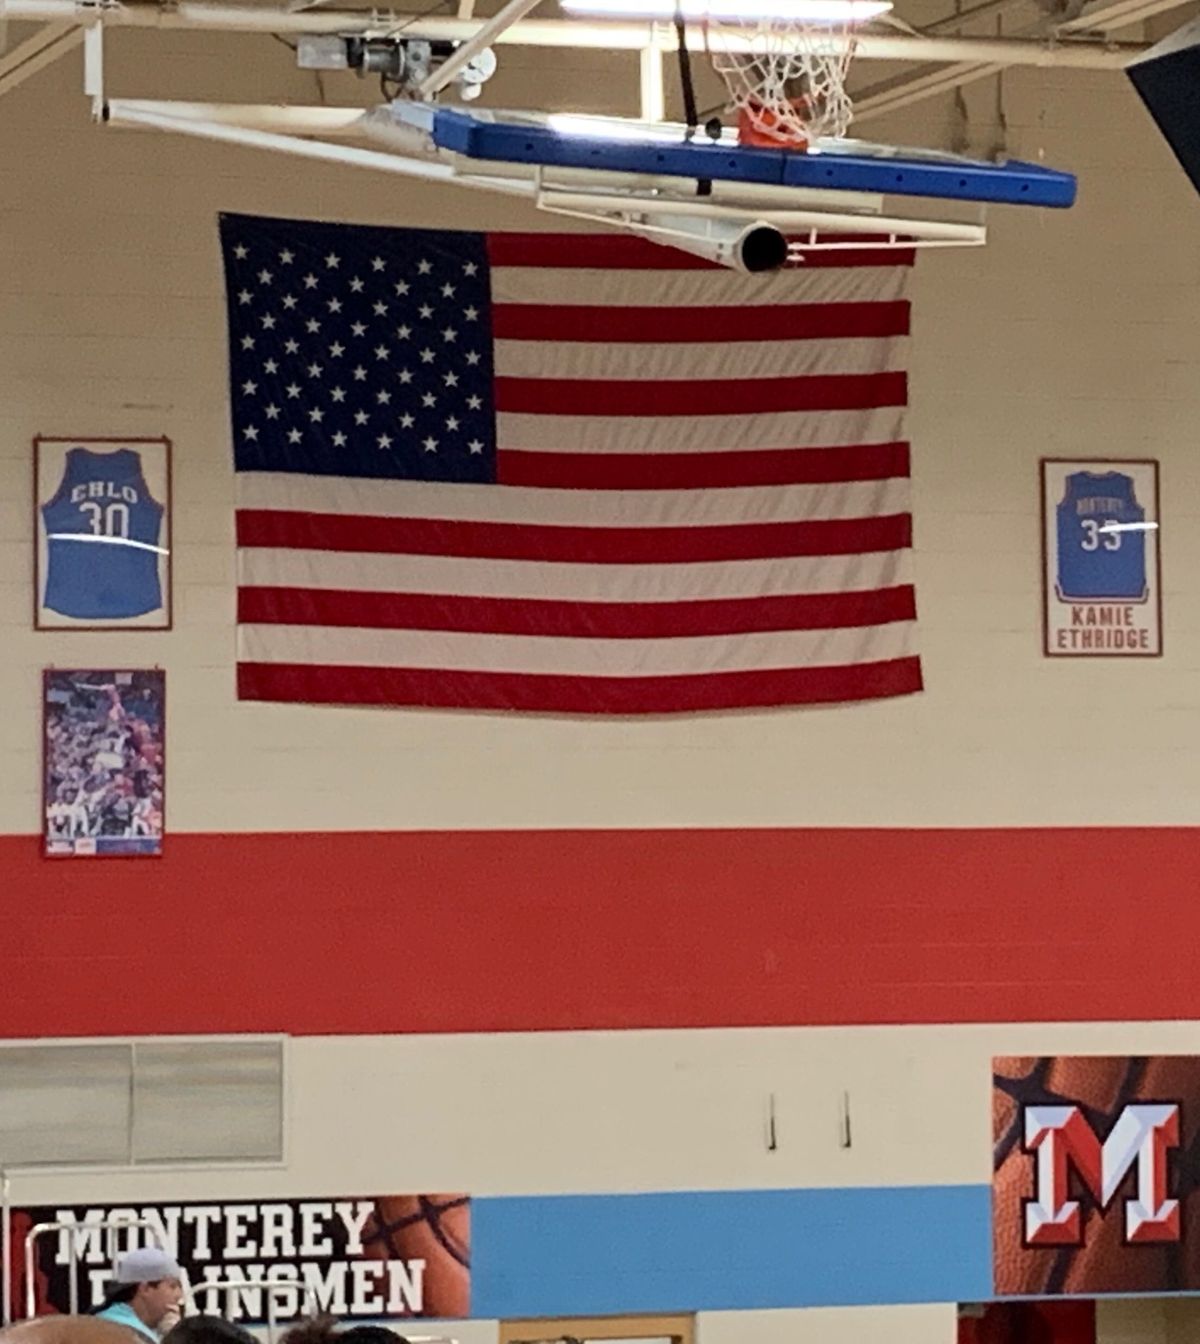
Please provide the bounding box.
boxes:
[5,826,1200,1038]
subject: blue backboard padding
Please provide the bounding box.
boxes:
[470,1183,993,1316]
[433,108,788,185]
[781,150,1077,206]
[431,108,1077,208]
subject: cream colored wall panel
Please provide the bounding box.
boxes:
[0,48,1197,835]
[3,1022,1200,1211]
[1098,1300,1168,1344]
[699,1304,955,1344]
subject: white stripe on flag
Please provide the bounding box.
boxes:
[238,618,917,676]
[492,335,907,380]
[238,547,914,603]
[235,472,910,527]
[497,405,907,453]
[490,265,911,307]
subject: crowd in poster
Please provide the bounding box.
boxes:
[1041,458,1162,656]
[13,1194,470,1323]
[42,670,165,857]
[34,435,172,630]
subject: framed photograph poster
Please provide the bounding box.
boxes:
[34,435,172,629]
[43,670,166,857]
[1041,458,1162,657]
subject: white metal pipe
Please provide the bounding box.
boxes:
[108,99,458,175]
[639,43,665,121]
[539,187,988,240]
[106,100,535,198]
[0,0,1150,63]
[23,1222,98,1320]
[110,98,370,133]
[416,0,544,95]
[543,198,987,246]
[2,1171,11,1327]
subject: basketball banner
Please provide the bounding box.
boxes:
[993,1056,1199,1295]
[1040,458,1162,657]
[10,1193,469,1323]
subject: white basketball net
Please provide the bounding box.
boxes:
[708,19,856,145]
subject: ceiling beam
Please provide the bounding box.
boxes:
[851,59,1002,120]
[0,0,1150,65]
[1057,0,1194,31]
[0,20,81,97]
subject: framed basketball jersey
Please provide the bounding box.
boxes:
[1041,458,1161,657]
[34,435,172,630]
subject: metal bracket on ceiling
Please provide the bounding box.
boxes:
[83,17,103,119]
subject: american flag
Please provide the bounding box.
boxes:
[222,211,921,715]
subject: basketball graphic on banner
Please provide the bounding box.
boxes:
[360,1194,470,1317]
[993,1056,1200,1294]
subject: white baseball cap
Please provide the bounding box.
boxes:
[114,1248,183,1284]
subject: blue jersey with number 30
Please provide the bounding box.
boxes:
[1056,470,1147,602]
[41,448,164,619]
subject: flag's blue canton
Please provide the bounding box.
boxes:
[220,213,496,484]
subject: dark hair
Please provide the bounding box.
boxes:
[163,1318,258,1344]
[280,1321,408,1344]
[93,1286,138,1312]
[340,1330,410,1344]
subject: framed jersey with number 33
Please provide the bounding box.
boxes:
[34,436,173,630]
[1040,456,1161,658]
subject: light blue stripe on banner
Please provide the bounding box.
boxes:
[471,1184,992,1317]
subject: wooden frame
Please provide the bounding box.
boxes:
[1040,457,1163,659]
[33,434,173,630]
[42,667,166,858]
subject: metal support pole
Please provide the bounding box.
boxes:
[639,43,664,122]
[23,1217,167,1322]
[83,21,103,119]
[2,1170,11,1327]
[415,0,545,96]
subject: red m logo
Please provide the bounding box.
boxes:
[1023,1104,1181,1247]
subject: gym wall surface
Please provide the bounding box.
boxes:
[1,23,1199,1336]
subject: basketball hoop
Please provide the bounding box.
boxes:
[708,11,862,149]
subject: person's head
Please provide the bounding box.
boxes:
[104,1248,184,1329]
[339,1329,410,1344]
[280,1320,408,1344]
[162,1317,256,1344]
[1,1317,143,1344]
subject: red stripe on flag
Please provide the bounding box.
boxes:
[236,509,912,563]
[497,443,911,489]
[237,655,924,713]
[782,246,918,269]
[491,301,911,343]
[237,585,917,637]
[486,234,915,270]
[495,371,907,416]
